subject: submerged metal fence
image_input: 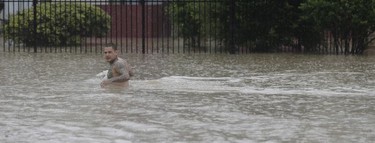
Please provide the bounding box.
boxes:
[1,0,368,54]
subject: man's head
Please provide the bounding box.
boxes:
[103,43,118,63]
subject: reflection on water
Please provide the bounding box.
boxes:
[0,52,375,142]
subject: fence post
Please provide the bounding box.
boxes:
[229,0,236,54]
[32,0,38,53]
[141,0,146,54]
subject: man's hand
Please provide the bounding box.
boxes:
[100,80,111,87]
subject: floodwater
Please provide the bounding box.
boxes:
[0,51,374,143]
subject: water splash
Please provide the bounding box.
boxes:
[96,70,108,80]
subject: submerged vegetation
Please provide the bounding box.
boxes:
[166,0,375,54]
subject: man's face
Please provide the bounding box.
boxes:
[104,47,118,62]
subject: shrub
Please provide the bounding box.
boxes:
[4,3,111,46]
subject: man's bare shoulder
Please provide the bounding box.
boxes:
[117,57,129,63]
[113,58,127,67]
[116,57,134,76]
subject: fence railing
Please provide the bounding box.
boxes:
[1,0,372,54]
[0,0,252,54]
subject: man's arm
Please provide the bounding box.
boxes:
[126,62,134,77]
[108,62,130,82]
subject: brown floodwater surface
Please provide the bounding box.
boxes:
[1,52,374,142]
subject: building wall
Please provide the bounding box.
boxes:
[99,5,171,38]
[1,2,32,20]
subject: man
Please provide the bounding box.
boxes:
[100,44,134,88]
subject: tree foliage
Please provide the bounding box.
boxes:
[300,0,375,54]
[167,0,375,54]
[166,2,204,49]
[4,3,111,46]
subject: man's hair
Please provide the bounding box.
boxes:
[104,43,118,51]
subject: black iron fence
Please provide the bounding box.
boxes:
[0,0,261,54]
[1,0,373,54]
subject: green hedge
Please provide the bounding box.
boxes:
[4,3,111,46]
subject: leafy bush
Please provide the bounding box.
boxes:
[166,1,302,53]
[4,3,111,46]
[300,0,375,54]
[166,2,204,49]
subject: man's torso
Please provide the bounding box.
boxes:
[107,58,130,87]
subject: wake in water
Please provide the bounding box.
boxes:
[130,76,374,96]
[88,71,375,96]
[131,76,245,93]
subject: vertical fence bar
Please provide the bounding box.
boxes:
[2,1,4,52]
[73,0,77,53]
[229,0,236,54]
[156,0,159,53]
[108,1,111,50]
[207,0,211,54]
[165,1,169,54]
[136,0,140,53]
[33,0,38,53]
[158,0,161,54]
[65,0,68,53]
[238,1,244,54]
[44,2,49,53]
[83,0,87,53]
[9,1,12,52]
[19,2,23,52]
[125,1,128,53]
[116,3,121,53]
[55,1,58,53]
[150,2,154,54]
[165,1,170,54]
[149,2,152,54]
[8,2,14,52]
[141,0,145,54]
[94,0,98,54]
[130,1,134,53]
